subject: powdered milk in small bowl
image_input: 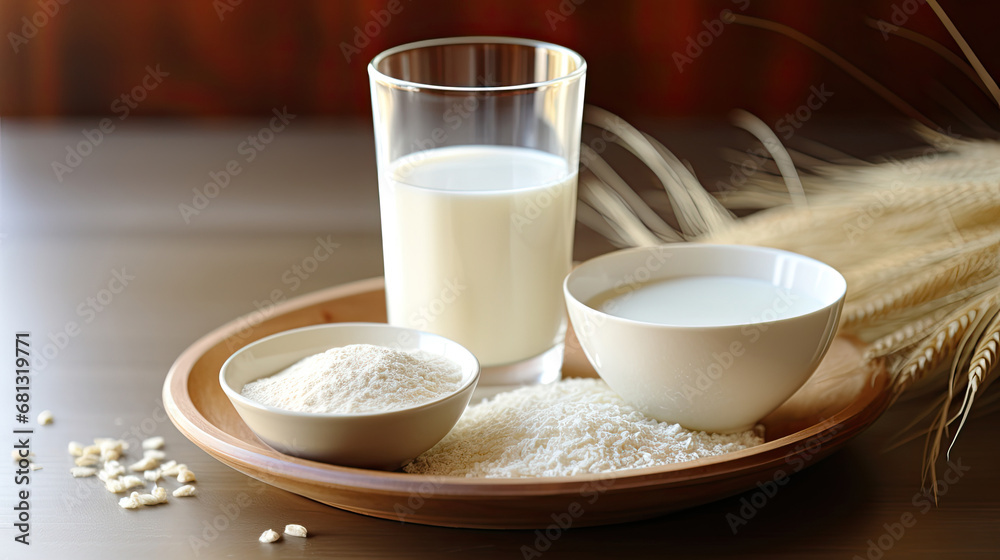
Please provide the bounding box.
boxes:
[564,244,846,433]
[220,322,480,470]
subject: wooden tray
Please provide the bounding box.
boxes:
[164,277,890,529]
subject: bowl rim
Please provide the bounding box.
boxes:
[219,322,481,419]
[564,243,847,330]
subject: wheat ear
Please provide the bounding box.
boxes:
[864,310,951,361]
[923,297,996,500]
[893,292,997,391]
[842,238,999,330]
[845,239,961,299]
[948,306,1000,456]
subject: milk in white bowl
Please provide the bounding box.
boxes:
[379,145,577,368]
[563,244,847,433]
[587,276,828,327]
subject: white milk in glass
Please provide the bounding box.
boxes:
[380,145,577,367]
[588,276,825,327]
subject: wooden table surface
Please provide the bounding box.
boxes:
[2,119,998,559]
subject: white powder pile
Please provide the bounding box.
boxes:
[404,378,762,477]
[241,344,464,414]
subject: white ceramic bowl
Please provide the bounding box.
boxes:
[220,323,480,470]
[564,244,846,433]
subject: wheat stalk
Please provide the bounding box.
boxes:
[580,145,683,243]
[925,0,1000,107]
[583,105,734,239]
[578,169,663,247]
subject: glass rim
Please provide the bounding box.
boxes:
[368,36,587,92]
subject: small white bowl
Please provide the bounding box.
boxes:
[564,244,846,433]
[220,323,479,470]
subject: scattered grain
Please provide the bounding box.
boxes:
[122,475,144,490]
[118,493,141,509]
[284,524,307,538]
[259,529,280,543]
[71,467,97,478]
[143,449,166,460]
[100,460,125,480]
[74,454,100,467]
[99,439,125,458]
[176,467,196,483]
[136,487,168,506]
[129,456,159,472]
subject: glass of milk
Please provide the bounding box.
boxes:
[369,37,586,389]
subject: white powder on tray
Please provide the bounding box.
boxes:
[404,378,763,477]
[241,343,463,414]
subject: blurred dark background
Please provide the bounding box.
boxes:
[2,0,998,126]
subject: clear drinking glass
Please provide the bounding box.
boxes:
[369,37,586,388]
